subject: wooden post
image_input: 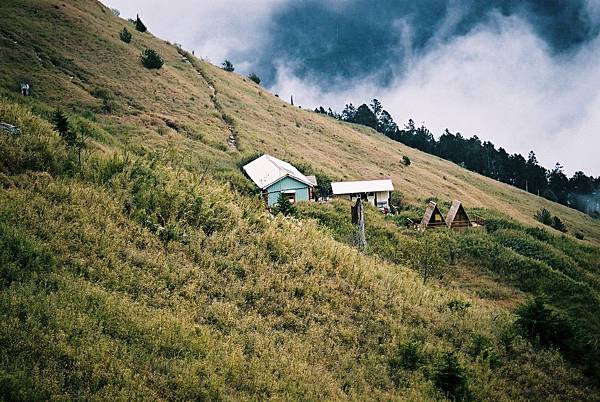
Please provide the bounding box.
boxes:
[352,198,367,252]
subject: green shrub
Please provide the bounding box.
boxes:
[140,49,164,69]
[431,351,470,401]
[119,27,132,43]
[271,193,296,217]
[575,232,585,240]
[446,299,471,316]
[248,73,261,85]
[221,59,234,72]
[552,216,567,233]
[408,230,452,283]
[492,229,580,280]
[534,207,553,225]
[402,155,411,166]
[90,87,117,113]
[388,340,424,386]
[515,297,574,350]
[390,341,423,372]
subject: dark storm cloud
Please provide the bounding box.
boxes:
[249,0,599,86]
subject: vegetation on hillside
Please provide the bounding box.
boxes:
[2,97,599,400]
[140,49,164,69]
[315,101,600,218]
[1,0,599,399]
[119,27,132,44]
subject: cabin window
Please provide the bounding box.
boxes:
[282,191,296,204]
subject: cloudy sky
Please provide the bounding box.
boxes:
[102,0,600,175]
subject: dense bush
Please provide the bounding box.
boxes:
[221,59,234,72]
[248,73,261,85]
[90,87,117,113]
[402,155,411,166]
[140,49,163,69]
[515,297,575,350]
[552,216,567,232]
[492,229,580,280]
[119,27,132,43]
[271,192,296,217]
[534,207,553,225]
[432,352,470,401]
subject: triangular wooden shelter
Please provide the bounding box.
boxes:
[419,201,446,230]
[446,200,472,230]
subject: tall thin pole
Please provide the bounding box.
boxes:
[352,198,367,252]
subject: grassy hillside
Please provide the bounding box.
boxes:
[1,0,600,400]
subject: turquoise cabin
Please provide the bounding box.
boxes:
[243,154,317,207]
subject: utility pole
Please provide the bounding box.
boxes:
[351,198,367,252]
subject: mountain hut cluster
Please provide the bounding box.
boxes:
[243,154,484,230]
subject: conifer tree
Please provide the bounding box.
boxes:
[140,49,164,69]
[51,109,76,146]
[222,59,235,72]
[120,27,132,43]
[272,193,296,216]
[134,14,147,32]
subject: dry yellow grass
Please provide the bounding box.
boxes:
[2,0,597,243]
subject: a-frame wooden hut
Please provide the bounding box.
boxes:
[446,200,472,230]
[419,201,446,230]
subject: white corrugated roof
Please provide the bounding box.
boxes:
[331,179,394,195]
[243,154,314,190]
[306,175,318,186]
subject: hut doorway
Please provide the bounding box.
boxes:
[419,201,446,230]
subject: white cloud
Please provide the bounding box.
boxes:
[272,14,600,175]
[100,0,282,63]
[101,1,600,175]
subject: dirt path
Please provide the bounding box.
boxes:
[179,50,238,151]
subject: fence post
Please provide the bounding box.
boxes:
[352,198,367,252]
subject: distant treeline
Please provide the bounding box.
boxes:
[315,101,600,218]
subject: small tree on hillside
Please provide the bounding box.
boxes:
[140,49,163,69]
[51,109,76,146]
[74,125,89,170]
[248,73,261,85]
[134,14,147,32]
[551,216,567,232]
[222,59,235,72]
[51,109,88,170]
[534,207,553,225]
[515,297,574,349]
[410,231,448,283]
[272,193,296,217]
[119,27,132,43]
[432,352,470,401]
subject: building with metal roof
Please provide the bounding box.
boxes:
[330,179,394,209]
[242,154,316,207]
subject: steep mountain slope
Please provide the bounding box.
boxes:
[2,0,599,242]
[1,0,600,400]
